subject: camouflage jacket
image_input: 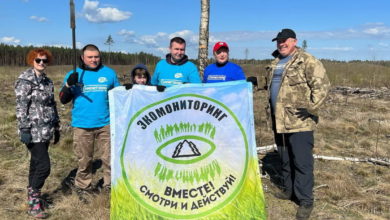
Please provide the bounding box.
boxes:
[264,48,330,133]
[15,68,59,142]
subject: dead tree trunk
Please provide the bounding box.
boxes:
[198,0,210,78]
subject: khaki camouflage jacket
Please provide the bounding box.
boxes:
[15,68,59,142]
[264,48,330,133]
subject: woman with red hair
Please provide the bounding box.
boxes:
[15,48,60,218]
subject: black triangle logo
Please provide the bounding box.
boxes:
[172,140,201,158]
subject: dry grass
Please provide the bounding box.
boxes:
[0,65,389,219]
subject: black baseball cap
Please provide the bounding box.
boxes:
[272,28,296,42]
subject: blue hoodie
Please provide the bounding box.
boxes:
[130,64,151,85]
[151,54,201,87]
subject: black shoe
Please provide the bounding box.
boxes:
[103,185,111,194]
[74,186,97,204]
[296,204,313,220]
[75,188,89,204]
[94,178,110,194]
[274,190,292,200]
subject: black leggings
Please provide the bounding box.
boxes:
[27,142,51,191]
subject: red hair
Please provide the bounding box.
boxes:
[26,48,53,66]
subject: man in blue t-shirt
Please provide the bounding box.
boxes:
[203,41,246,83]
[59,44,120,200]
[151,37,201,87]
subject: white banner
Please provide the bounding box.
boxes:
[109,81,266,219]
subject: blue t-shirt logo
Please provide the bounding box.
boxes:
[98,77,108,83]
[174,73,183,78]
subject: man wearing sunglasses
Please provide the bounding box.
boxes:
[203,42,246,83]
[59,44,120,202]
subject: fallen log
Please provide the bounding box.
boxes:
[257,144,277,154]
[256,145,390,167]
[313,154,390,167]
[368,158,390,166]
[313,154,367,162]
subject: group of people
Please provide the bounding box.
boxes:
[15,29,330,220]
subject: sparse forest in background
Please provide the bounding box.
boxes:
[2,43,390,89]
[0,43,160,66]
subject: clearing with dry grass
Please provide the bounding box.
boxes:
[0,65,389,219]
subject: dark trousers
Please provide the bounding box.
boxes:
[274,131,314,206]
[27,142,51,191]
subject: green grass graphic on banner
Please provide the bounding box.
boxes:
[154,160,221,183]
[154,122,216,143]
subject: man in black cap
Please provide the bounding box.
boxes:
[271,28,297,57]
[263,29,330,220]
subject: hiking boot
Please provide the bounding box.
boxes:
[103,185,111,194]
[94,178,111,194]
[28,190,49,219]
[28,187,53,209]
[274,190,292,200]
[74,186,97,204]
[296,204,314,220]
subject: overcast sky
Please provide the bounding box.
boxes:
[1,0,390,61]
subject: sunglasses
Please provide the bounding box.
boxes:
[35,58,49,64]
